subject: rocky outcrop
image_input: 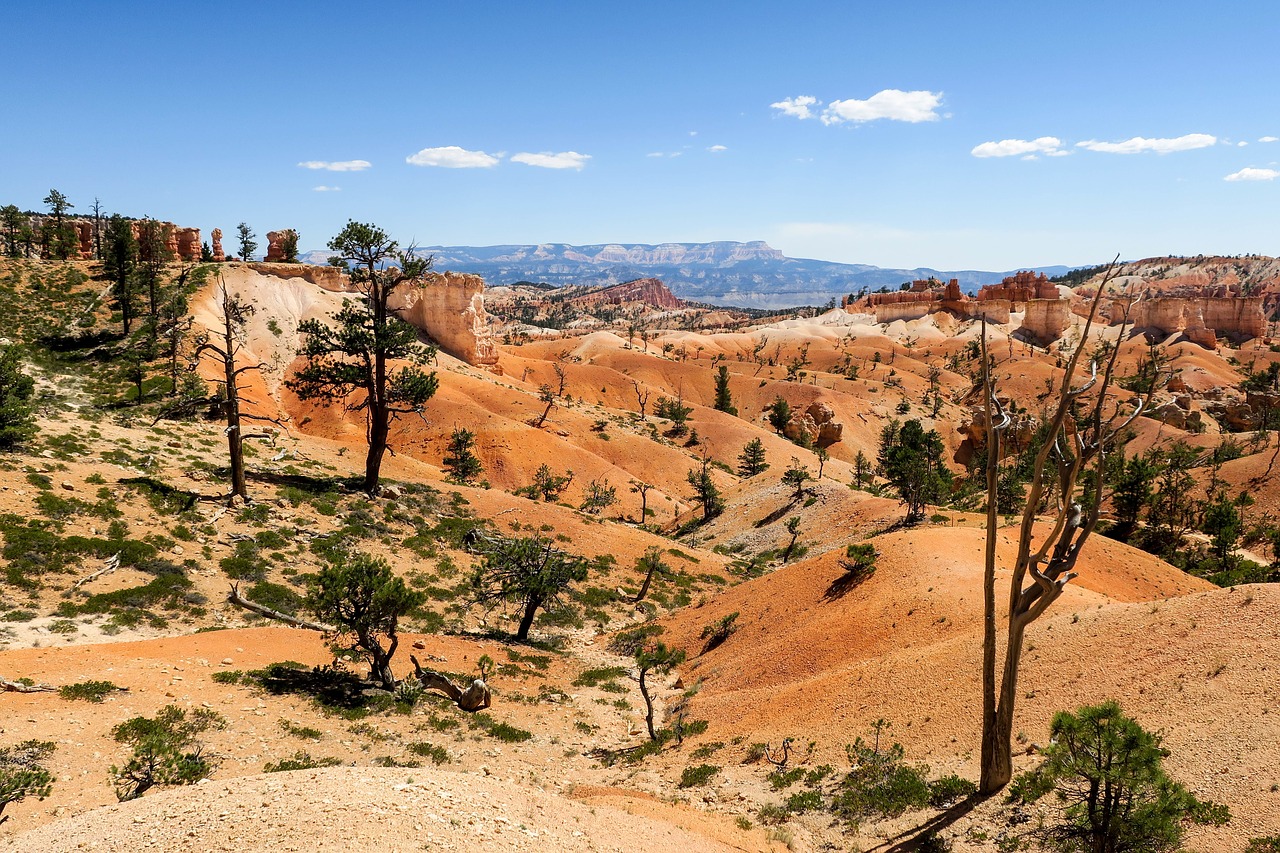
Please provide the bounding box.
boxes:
[978,271,1059,304]
[1112,296,1266,348]
[783,401,843,446]
[265,231,287,263]
[75,221,93,259]
[211,228,226,262]
[1021,299,1072,344]
[246,262,349,291]
[566,278,683,310]
[392,271,499,367]
[176,227,201,261]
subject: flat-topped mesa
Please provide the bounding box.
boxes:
[391,270,499,367]
[566,278,683,310]
[1110,293,1266,349]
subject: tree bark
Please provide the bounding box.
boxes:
[515,596,540,641]
[1,676,56,693]
[410,655,490,712]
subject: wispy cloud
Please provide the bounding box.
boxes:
[822,89,943,124]
[1076,133,1217,154]
[1224,167,1279,182]
[510,151,591,170]
[1260,136,1279,143]
[298,160,371,172]
[312,185,341,192]
[770,95,818,120]
[405,146,500,168]
[707,145,728,153]
[971,137,1067,158]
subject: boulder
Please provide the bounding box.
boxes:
[783,401,843,445]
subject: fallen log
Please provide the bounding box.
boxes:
[410,655,490,712]
[1,676,57,693]
[226,584,335,632]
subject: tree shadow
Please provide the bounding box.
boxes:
[245,470,356,494]
[865,793,985,852]
[823,567,874,600]
[253,663,374,710]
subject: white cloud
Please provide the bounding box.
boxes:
[821,89,943,124]
[1224,167,1280,182]
[770,95,818,120]
[646,152,666,158]
[312,185,341,192]
[1238,141,1249,147]
[510,151,591,170]
[405,146,500,168]
[707,144,727,153]
[971,136,1066,158]
[297,160,371,172]
[1260,136,1279,143]
[1075,133,1217,154]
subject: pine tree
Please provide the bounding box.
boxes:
[103,215,139,335]
[236,222,257,261]
[0,345,36,449]
[686,452,725,521]
[286,221,439,496]
[442,427,483,484]
[878,418,951,522]
[737,438,769,477]
[713,365,737,415]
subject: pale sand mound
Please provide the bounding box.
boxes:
[4,766,743,853]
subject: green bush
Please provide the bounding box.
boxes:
[0,740,55,823]
[58,680,120,703]
[927,773,976,807]
[831,725,930,826]
[678,763,720,788]
[111,705,226,801]
[264,752,343,772]
[407,741,451,764]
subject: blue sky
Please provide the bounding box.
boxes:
[3,0,1277,270]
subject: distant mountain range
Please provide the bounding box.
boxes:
[298,241,1073,310]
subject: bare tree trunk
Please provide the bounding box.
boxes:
[227,585,334,631]
[979,319,1002,791]
[1,676,56,693]
[639,668,658,740]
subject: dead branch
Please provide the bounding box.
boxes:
[226,584,335,632]
[1,676,56,693]
[410,655,491,712]
[72,552,120,591]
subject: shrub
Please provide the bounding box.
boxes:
[927,773,977,807]
[407,742,451,764]
[699,612,739,653]
[264,752,343,772]
[0,740,55,823]
[111,705,226,801]
[831,724,930,826]
[58,680,120,703]
[678,763,720,788]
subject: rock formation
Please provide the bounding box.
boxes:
[1021,298,1072,344]
[265,231,287,263]
[163,223,180,258]
[176,227,201,261]
[246,262,348,291]
[783,401,843,446]
[1111,296,1266,348]
[566,278,683,310]
[845,275,1050,332]
[211,228,226,262]
[391,271,499,367]
[75,221,93,259]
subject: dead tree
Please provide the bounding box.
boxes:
[193,277,282,502]
[978,259,1153,793]
[632,379,650,420]
[410,655,490,712]
[532,361,568,428]
[0,676,56,693]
